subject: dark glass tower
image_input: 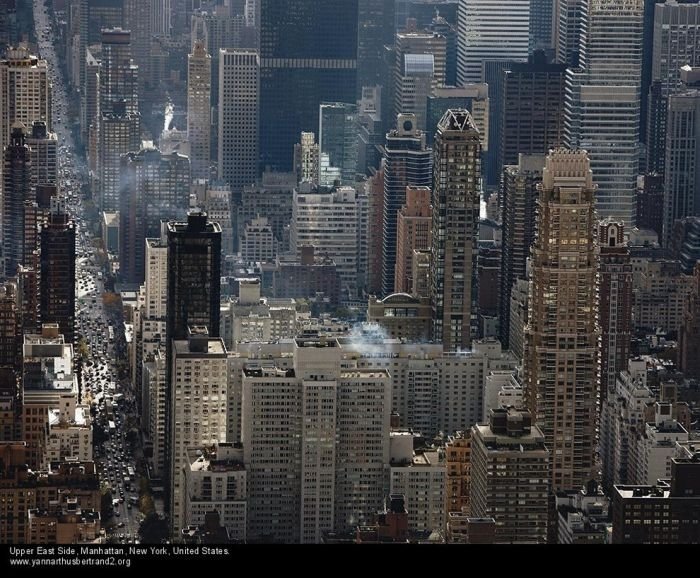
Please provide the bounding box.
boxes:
[39,201,76,344]
[499,51,566,181]
[2,124,31,278]
[259,0,358,172]
[164,211,221,517]
[166,212,222,343]
[358,0,396,94]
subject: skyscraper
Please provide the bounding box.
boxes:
[164,212,221,517]
[2,124,31,278]
[564,0,644,225]
[259,0,358,172]
[530,0,556,53]
[554,0,588,66]
[524,148,599,492]
[166,212,222,345]
[242,338,391,543]
[499,51,566,180]
[39,200,76,344]
[98,103,141,213]
[358,0,396,92]
[98,28,140,213]
[499,154,545,349]
[119,147,191,285]
[456,0,530,85]
[393,31,447,131]
[187,41,211,180]
[646,1,700,175]
[662,66,700,246]
[381,114,432,296]
[598,221,632,398]
[123,0,151,95]
[430,109,481,351]
[0,46,51,154]
[318,103,359,186]
[218,49,259,195]
[99,28,138,116]
[291,185,363,296]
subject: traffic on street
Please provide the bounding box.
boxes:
[34,0,143,544]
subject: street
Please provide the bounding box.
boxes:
[33,0,142,544]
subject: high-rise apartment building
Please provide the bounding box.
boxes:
[393,31,447,131]
[470,408,549,543]
[646,1,700,175]
[394,186,431,294]
[141,234,168,478]
[26,121,57,188]
[524,149,600,493]
[218,49,259,194]
[381,115,432,296]
[187,41,212,180]
[456,0,530,85]
[183,444,247,542]
[0,46,51,154]
[430,109,481,351]
[259,0,358,172]
[169,330,228,535]
[291,184,364,296]
[39,200,76,345]
[499,154,545,349]
[318,103,359,186]
[2,124,31,278]
[598,221,632,398]
[241,338,391,543]
[499,51,566,180]
[119,147,191,285]
[564,0,644,225]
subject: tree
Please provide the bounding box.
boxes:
[77,338,90,360]
[139,494,155,517]
[100,488,113,519]
[138,513,169,544]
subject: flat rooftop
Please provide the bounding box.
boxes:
[172,338,226,356]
